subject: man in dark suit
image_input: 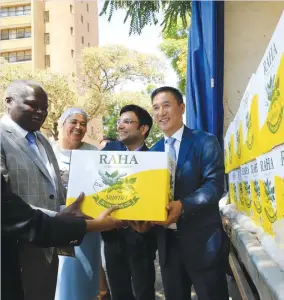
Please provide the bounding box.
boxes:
[150,87,229,300]
[102,105,157,300]
[1,174,124,300]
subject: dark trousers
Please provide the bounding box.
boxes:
[160,230,229,300]
[104,229,156,300]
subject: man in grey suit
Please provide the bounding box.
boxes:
[0,80,67,300]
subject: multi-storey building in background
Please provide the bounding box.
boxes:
[0,0,99,77]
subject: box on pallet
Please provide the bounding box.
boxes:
[236,168,245,212]
[256,12,284,154]
[241,162,253,217]
[229,171,237,206]
[224,122,235,173]
[66,150,175,221]
[273,144,284,220]
[257,150,279,235]
[241,74,259,163]
[249,160,262,226]
[233,107,243,169]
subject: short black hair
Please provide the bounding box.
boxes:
[120,104,153,139]
[151,86,183,104]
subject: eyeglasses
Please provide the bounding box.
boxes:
[116,119,139,126]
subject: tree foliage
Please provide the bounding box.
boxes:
[103,90,163,147]
[0,57,77,139]
[100,0,192,35]
[80,44,164,118]
[159,18,190,94]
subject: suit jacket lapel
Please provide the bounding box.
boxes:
[8,129,54,184]
[176,127,194,180]
[37,133,58,186]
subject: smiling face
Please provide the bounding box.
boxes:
[62,114,87,142]
[117,111,147,145]
[6,85,48,132]
[152,91,185,137]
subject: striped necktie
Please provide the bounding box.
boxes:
[166,137,176,162]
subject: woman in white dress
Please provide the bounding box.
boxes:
[53,108,100,300]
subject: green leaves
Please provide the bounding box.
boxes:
[264,179,275,202]
[100,1,192,36]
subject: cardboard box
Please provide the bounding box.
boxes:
[257,151,277,235]
[233,108,243,169]
[273,144,284,221]
[256,12,284,154]
[241,74,260,163]
[241,162,253,217]
[249,160,262,226]
[228,171,237,206]
[66,150,176,221]
[225,122,235,173]
[228,168,244,212]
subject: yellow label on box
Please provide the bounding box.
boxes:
[256,13,284,154]
[241,163,253,217]
[249,160,262,226]
[241,75,260,163]
[273,144,284,224]
[257,152,277,235]
[224,122,235,173]
[66,151,175,221]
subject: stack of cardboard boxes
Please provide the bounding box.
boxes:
[225,12,284,236]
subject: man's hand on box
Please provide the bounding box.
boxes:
[57,192,91,219]
[155,200,182,227]
[93,206,127,231]
[128,221,152,233]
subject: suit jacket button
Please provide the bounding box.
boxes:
[49,194,55,199]
[20,268,24,272]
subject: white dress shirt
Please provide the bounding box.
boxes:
[164,125,184,161]
[164,124,184,229]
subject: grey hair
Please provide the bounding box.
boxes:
[5,80,46,102]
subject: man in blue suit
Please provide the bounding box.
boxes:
[150,87,229,300]
[102,105,156,300]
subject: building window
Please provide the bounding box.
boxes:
[44,33,50,45]
[81,15,83,23]
[44,11,49,23]
[81,36,84,44]
[0,27,31,40]
[70,27,74,35]
[87,22,90,32]
[71,49,74,57]
[45,55,50,67]
[86,3,89,12]
[0,5,31,17]
[1,50,31,63]
[70,5,73,13]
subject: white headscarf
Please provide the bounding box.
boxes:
[59,108,88,126]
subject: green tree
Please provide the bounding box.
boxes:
[80,44,164,118]
[100,0,192,35]
[0,58,77,139]
[159,18,190,94]
[102,90,163,147]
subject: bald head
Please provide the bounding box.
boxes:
[5,80,48,132]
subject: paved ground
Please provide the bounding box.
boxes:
[154,255,242,300]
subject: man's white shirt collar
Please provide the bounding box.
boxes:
[164,125,184,143]
[1,114,28,139]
